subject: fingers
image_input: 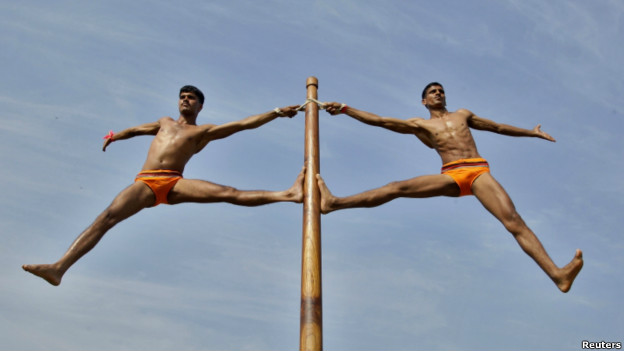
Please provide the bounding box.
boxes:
[283,105,300,118]
[277,102,344,117]
[323,102,342,115]
[275,105,299,118]
[535,124,556,142]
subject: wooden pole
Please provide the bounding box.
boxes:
[300,76,322,351]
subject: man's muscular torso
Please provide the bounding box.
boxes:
[141,117,213,172]
[411,109,482,164]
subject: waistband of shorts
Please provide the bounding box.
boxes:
[136,169,183,178]
[441,158,489,172]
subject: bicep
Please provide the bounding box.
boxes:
[467,114,500,132]
[206,122,242,141]
[118,121,160,138]
[380,117,421,134]
[135,121,161,135]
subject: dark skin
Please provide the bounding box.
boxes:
[317,84,583,292]
[23,91,305,286]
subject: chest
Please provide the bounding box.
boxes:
[425,116,469,137]
[158,121,202,144]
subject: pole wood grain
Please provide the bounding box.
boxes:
[300,76,322,351]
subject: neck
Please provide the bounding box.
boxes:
[178,114,198,125]
[428,106,448,119]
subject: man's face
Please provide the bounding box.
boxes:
[422,85,446,108]
[179,92,203,115]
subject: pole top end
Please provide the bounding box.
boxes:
[306,76,318,88]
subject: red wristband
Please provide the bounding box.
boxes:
[340,104,348,114]
[103,130,114,141]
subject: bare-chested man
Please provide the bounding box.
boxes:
[317,82,583,292]
[23,85,305,286]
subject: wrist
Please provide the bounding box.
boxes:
[274,107,286,117]
[339,104,348,114]
[103,130,115,141]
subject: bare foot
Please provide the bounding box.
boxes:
[316,174,337,214]
[554,249,584,293]
[22,263,63,286]
[287,166,306,203]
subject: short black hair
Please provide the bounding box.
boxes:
[180,85,204,104]
[422,82,443,99]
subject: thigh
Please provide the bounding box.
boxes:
[396,174,460,198]
[471,173,517,220]
[106,182,156,218]
[167,178,233,204]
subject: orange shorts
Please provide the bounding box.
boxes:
[135,170,183,206]
[441,158,489,197]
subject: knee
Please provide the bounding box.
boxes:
[217,186,238,201]
[501,211,525,234]
[99,208,122,228]
[388,181,409,195]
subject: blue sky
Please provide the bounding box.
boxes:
[1,1,622,350]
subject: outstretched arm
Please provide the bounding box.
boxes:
[102,121,161,151]
[324,102,421,134]
[201,105,299,142]
[466,110,556,142]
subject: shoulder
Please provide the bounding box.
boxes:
[196,123,218,135]
[453,108,475,119]
[199,122,217,129]
[405,117,433,136]
[157,116,174,124]
[448,109,474,123]
[406,117,426,125]
[150,117,173,130]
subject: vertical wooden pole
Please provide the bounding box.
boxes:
[300,76,322,351]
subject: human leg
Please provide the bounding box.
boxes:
[316,173,460,214]
[22,182,155,286]
[167,166,305,205]
[471,173,583,292]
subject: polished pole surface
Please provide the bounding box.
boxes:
[300,76,322,351]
